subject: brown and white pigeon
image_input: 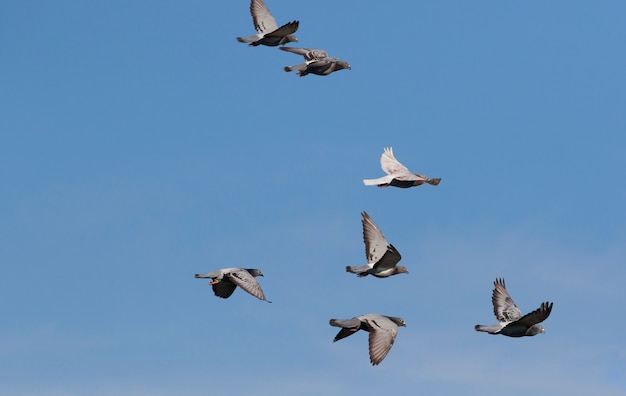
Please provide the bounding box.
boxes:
[330,314,406,366]
[474,278,553,337]
[363,147,441,188]
[280,47,350,77]
[236,0,298,47]
[195,268,271,303]
[346,212,408,278]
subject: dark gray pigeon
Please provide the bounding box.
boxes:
[475,278,553,337]
[346,212,408,278]
[280,47,351,77]
[236,0,298,47]
[363,147,441,188]
[330,314,406,366]
[195,268,271,303]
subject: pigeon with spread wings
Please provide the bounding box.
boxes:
[330,314,406,366]
[280,47,350,77]
[346,212,408,278]
[363,147,441,188]
[195,268,271,303]
[475,278,553,337]
[236,0,298,47]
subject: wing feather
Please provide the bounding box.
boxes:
[280,47,328,60]
[361,212,390,264]
[364,316,398,366]
[372,244,402,271]
[264,21,299,37]
[510,302,553,328]
[492,278,523,322]
[226,269,269,301]
[211,280,237,299]
[250,0,278,33]
[380,147,410,175]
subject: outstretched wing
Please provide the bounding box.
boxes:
[211,279,237,299]
[510,302,553,328]
[265,21,299,38]
[250,0,278,34]
[226,269,269,301]
[380,147,410,176]
[363,315,399,366]
[361,212,390,265]
[492,278,523,323]
[280,46,328,61]
[372,244,402,272]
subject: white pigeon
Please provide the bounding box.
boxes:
[195,268,271,303]
[363,147,441,188]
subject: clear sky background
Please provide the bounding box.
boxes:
[2,1,625,395]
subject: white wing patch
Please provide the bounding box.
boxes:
[380,147,411,176]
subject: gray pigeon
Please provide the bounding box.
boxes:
[475,278,553,337]
[280,47,351,77]
[195,268,271,303]
[363,147,441,188]
[346,212,408,278]
[236,0,298,47]
[330,314,406,366]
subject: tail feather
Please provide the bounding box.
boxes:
[236,35,257,43]
[346,265,370,275]
[426,178,441,186]
[345,265,360,274]
[474,324,501,334]
[284,63,308,72]
[363,175,392,186]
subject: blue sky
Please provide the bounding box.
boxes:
[1,0,625,394]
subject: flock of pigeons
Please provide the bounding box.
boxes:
[195,0,555,366]
[235,0,350,77]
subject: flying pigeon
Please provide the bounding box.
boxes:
[280,47,351,77]
[195,268,271,303]
[363,147,441,188]
[475,278,553,337]
[236,0,298,47]
[329,314,406,366]
[346,211,408,278]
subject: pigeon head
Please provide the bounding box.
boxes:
[281,34,298,45]
[337,61,351,71]
[394,266,409,275]
[246,269,264,277]
[387,316,407,327]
